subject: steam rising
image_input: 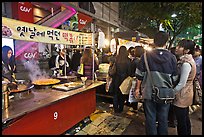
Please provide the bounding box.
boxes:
[23,60,50,82]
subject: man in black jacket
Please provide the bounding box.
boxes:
[135,31,178,135]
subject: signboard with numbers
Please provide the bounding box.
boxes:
[2,17,93,45]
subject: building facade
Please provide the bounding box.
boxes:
[2,2,125,79]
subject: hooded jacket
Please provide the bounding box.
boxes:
[135,48,178,99]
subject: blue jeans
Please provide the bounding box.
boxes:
[173,106,191,135]
[143,99,170,135]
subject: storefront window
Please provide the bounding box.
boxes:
[79,2,95,14]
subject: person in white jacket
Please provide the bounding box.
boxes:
[49,45,71,77]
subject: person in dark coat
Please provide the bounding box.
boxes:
[112,46,131,113]
[128,46,144,111]
[71,49,82,71]
[135,31,178,135]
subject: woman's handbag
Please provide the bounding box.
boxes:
[128,77,138,103]
[108,62,116,77]
[120,76,133,95]
[144,52,175,104]
[192,77,202,105]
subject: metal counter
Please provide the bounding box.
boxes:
[2,80,106,135]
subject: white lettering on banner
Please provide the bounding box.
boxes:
[79,19,87,25]
[54,112,58,120]
[24,52,37,59]
[20,6,32,13]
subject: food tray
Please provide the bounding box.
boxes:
[52,82,84,92]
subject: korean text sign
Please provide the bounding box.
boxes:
[2,17,92,45]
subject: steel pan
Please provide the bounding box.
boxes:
[9,80,34,100]
[57,75,77,83]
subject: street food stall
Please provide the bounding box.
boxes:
[2,17,105,135]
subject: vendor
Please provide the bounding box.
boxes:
[49,45,72,76]
[80,47,99,80]
[2,45,17,83]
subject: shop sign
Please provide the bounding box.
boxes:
[118,38,130,45]
[16,43,39,61]
[17,2,34,23]
[78,12,92,30]
[2,17,92,45]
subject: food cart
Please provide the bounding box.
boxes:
[2,17,105,135]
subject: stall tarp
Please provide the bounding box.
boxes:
[138,38,154,45]
[2,17,93,45]
[110,38,141,54]
[114,31,147,42]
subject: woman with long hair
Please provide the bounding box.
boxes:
[112,46,131,113]
[2,45,16,83]
[80,47,99,80]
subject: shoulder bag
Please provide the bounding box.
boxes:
[144,52,175,104]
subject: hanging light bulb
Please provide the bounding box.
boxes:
[171,13,177,18]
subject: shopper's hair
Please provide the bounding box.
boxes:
[81,48,93,64]
[134,46,144,58]
[178,39,196,55]
[116,46,129,63]
[128,47,135,56]
[154,31,169,47]
[2,45,13,64]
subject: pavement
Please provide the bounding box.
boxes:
[65,95,202,135]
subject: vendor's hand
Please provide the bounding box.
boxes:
[8,82,18,90]
[12,81,17,85]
